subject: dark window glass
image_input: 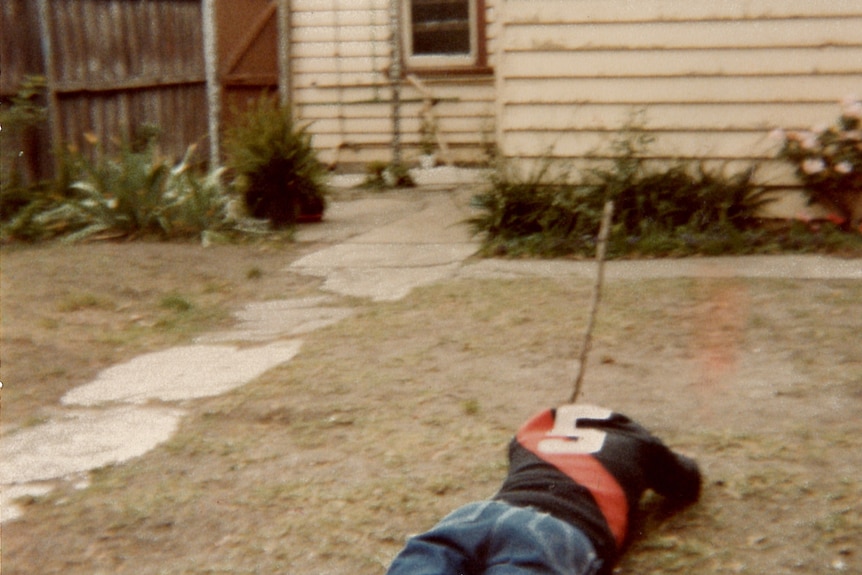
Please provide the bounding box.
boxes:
[411,0,471,55]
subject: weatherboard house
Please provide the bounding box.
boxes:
[265,0,860,211]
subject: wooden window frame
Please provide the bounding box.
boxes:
[401,0,491,76]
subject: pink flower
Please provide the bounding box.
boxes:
[802,158,825,174]
[795,210,814,223]
[800,132,819,150]
[768,128,786,141]
[835,161,853,174]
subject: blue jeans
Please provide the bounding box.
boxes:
[385,500,603,575]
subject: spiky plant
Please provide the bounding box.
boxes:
[223,96,327,228]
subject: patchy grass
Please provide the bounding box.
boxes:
[1,244,861,575]
[159,293,195,313]
[56,291,115,313]
[0,240,321,426]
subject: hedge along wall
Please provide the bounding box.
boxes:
[495,0,862,215]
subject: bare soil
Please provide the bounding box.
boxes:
[1,238,860,575]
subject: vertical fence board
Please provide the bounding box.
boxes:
[1,1,41,95]
[1,0,51,182]
[2,0,210,180]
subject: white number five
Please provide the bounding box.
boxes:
[538,405,611,455]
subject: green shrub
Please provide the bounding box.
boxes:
[469,158,579,255]
[160,293,194,312]
[223,96,327,228]
[161,157,234,235]
[470,129,776,258]
[2,133,235,242]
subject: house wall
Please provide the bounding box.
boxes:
[496,0,862,210]
[291,0,499,167]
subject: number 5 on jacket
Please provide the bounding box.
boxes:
[538,404,612,455]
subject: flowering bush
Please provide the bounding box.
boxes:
[773,95,862,230]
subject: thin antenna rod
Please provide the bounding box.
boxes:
[570,200,614,403]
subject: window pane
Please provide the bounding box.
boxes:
[411,0,470,55]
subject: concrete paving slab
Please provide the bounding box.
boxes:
[289,191,477,301]
[460,255,862,282]
[196,297,355,343]
[350,193,476,245]
[311,263,464,302]
[290,244,477,301]
[294,196,417,243]
[1,406,184,484]
[61,341,303,406]
[292,243,477,270]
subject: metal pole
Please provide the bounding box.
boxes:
[276,0,291,107]
[389,0,402,167]
[202,0,221,168]
[36,0,62,173]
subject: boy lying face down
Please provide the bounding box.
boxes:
[386,404,702,575]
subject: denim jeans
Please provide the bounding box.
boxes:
[385,500,603,575]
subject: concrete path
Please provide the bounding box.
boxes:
[460,254,862,282]
[2,168,860,523]
[290,188,478,301]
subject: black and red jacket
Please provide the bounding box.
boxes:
[493,405,701,574]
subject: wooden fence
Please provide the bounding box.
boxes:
[2,0,212,184]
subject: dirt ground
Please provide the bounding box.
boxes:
[1,237,860,574]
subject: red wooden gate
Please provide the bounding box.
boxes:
[216,0,279,124]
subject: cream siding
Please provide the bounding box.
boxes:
[496,0,862,195]
[291,0,498,167]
